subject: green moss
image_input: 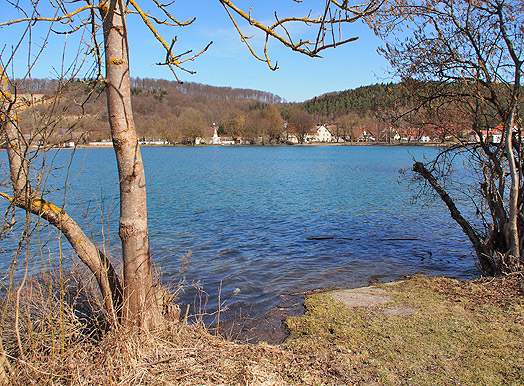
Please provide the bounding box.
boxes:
[284,275,524,385]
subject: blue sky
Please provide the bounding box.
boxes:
[0,1,392,102]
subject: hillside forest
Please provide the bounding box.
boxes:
[11,77,508,146]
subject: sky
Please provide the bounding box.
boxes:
[0,1,392,102]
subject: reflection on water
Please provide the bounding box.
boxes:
[0,145,479,321]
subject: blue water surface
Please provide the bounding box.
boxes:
[0,145,479,318]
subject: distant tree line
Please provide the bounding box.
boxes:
[302,83,398,119]
[130,78,284,104]
[301,80,524,141]
[15,77,519,147]
[16,77,283,104]
[14,77,287,145]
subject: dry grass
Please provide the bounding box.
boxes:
[2,268,350,385]
[3,274,524,385]
[6,315,353,385]
[285,274,524,385]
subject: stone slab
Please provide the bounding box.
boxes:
[330,286,393,308]
[330,283,415,316]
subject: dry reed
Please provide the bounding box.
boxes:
[1,266,348,386]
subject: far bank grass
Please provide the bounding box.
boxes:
[285,275,524,385]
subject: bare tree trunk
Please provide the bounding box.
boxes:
[504,109,520,270]
[496,4,523,270]
[0,337,11,385]
[101,0,162,329]
[413,162,494,275]
[0,68,123,324]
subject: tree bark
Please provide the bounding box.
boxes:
[0,67,123,324]
[413,161,494,275]
[101,0,162,329]
[503,109,520,270]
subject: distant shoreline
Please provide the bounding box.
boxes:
[60,141,445,149]
[1,142,448,151]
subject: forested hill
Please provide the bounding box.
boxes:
[17,77,284,104]
[130,78,284,104]
[302,83,400,119]
[15,77,286,144]
[15,76,428,145]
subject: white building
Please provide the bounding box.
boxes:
[357,130,376,142]
[313,125,333,142]
[196,125,221,145]
[469,127,503,144]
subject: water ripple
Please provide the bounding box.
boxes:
[0,146,479,322]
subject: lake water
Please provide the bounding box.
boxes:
[0,145,479,320]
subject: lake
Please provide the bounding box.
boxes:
[0,145,479,321]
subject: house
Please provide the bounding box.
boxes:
[285,129,316,144]
[196,125,221,145]
[357,129,376,142]
[389,128,434,143]
[313,124,333,142]
[284,123,340,144]
[469,127,503,144]
[286,133,300,144]
[393,128,432,143]
[420,133,431,143]
[393,131,401,141]
[381,127,398,143]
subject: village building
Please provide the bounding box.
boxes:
[392,128,432,143]
[469,127,503,144]
[286,124,333,143]
[286,133,300,144]
[313,124,333,142]
[196,125,221,145]
[357,129,376,142]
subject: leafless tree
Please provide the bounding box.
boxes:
[226,112,246,142]
[244,110,265,144]
[288,107,315,143]
[1,0,382,330]
[179,107,206,145]
[263,105,285,143]
[336,113,363,142]
[219,0,383,70]
[371,0,523,275]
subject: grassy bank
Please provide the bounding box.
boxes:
[4,274,524,385]
[285,275,524,385]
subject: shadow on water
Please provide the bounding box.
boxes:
[215,293,307,344]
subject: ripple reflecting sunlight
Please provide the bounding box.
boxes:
[0,145,479,322]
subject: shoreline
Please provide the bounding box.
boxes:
[76,141,445,148]
[217,280,411,345]
[6,273,523,385]
[0,141,450,151]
